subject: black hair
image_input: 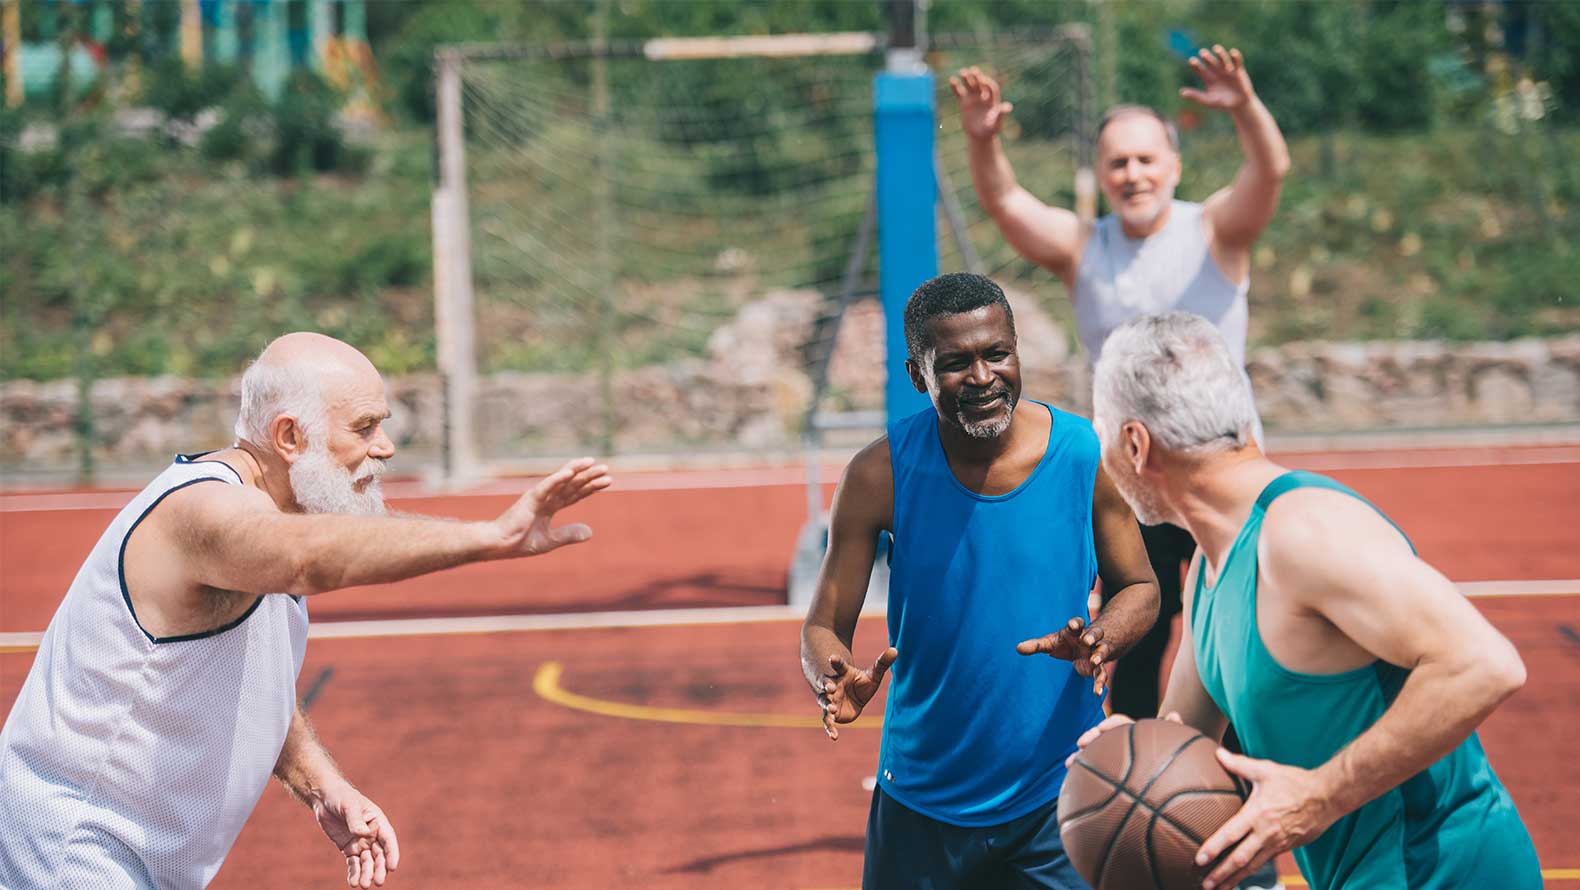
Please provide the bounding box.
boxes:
[902,272,1016,362]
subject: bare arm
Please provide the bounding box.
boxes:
[1085,467,1162,663]
[166,458,610,597]
[1158,551,1229,739]
[276,705,401,888]
[951,67,1084,282]
[799,438,891,689]
[799,438,897,739]
[1265,495,1526,817]
[1193,492,1526,887]
[1188,46,1292,251]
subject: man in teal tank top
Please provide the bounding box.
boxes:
[801,273,1163,888]
[1074,312,1541,890]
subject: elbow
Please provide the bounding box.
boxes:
[1493,648,1527,701]
[1271,152,1292,180]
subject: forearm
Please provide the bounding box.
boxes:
[1229,97,1291,181]
[1091,579,1160,661]
[274,706,349,807]
[965,132,1026,217]
[270,512,503,596]
[1313,658,1518,816]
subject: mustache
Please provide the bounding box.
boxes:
[959,386,1012,402]
[354,457,388,483]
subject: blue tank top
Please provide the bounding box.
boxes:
[879,401,1107,826]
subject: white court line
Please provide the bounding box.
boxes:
[2,580,1576,650]
[4,448,1578,513]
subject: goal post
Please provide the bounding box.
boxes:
[429,24,1094,514]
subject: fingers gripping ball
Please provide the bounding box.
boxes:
[1058,719,1247,890]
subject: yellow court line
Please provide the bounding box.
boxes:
[532,661,882,730]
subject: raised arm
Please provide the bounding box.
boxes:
[1194,491,1525,889]
[275,704,400,889]
[1188,46,1292,255]
[951,67,1084,283]
[164,458,611,597]
[799,438,897,739]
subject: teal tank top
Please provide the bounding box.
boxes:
[1190,470,1540,890]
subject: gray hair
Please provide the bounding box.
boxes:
[233,358,326,447]
[1096,105,1179,152]
[1092,312,1256,453]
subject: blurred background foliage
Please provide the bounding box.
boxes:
[1,0,1576,382]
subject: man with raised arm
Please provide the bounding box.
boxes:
[0,332,611,890]
[952,52,1291,890]
[800,272,1160,889]
[1075,312,1539,890]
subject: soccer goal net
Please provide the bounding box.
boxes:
[432,28,1092,474]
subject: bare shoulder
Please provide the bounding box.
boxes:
[153,476,278,546]
[840,434,893,495]
[1257,487,1411,591]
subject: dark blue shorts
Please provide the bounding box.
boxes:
[862,787,1088,890]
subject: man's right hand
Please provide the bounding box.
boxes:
[950,66,1014,141]
[494,457,613,557]
[817,648,898,741]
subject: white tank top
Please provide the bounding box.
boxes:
[1071,200,1250,366]
[0,454,309,890]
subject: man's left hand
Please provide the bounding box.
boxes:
[1016,617,1114,694]
[313,782,401,888]
[1180,45,1257,112]
[1196,748,1339,890]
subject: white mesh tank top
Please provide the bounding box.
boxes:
[1072,200,1250,365]
[0,453,309,890]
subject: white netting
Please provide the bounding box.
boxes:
[451,31,1090,456]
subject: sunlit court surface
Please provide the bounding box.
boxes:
[3,443,1578,889]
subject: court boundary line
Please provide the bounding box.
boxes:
[3,580,1576,652]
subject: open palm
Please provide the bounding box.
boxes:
[819,648,897,740]
[1180,45,1255,111]
[496,457,613,556]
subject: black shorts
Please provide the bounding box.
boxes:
[862,787,1087,890]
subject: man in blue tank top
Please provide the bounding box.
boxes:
[952,53,1293,890]
[1074,312,1541,890]
[800,272,1162,889]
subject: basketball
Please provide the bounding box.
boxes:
[1058,718,1248,890]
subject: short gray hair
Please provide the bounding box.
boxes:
[1092,312,1256,453]
[233,359,326,446]
[1096,105,1179,152]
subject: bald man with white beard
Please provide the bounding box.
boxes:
[0,332,612,890]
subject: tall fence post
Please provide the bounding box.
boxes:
[432,51,479,483]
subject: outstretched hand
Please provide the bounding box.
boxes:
[313,782,400,889]
[817,647,897,740]
[950,66,1014,140]
[1017,617,1113,694]
[495,457,613,557]
[1180,45,1257,112]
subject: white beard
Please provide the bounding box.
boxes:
[958,398,1016,439]
[289,444,387,516]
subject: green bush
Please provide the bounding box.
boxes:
[141,59,246,124]
[268,70,345,175]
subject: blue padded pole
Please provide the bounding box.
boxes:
[874,67,937,426]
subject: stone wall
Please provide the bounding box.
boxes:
[3,289,1577,474]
